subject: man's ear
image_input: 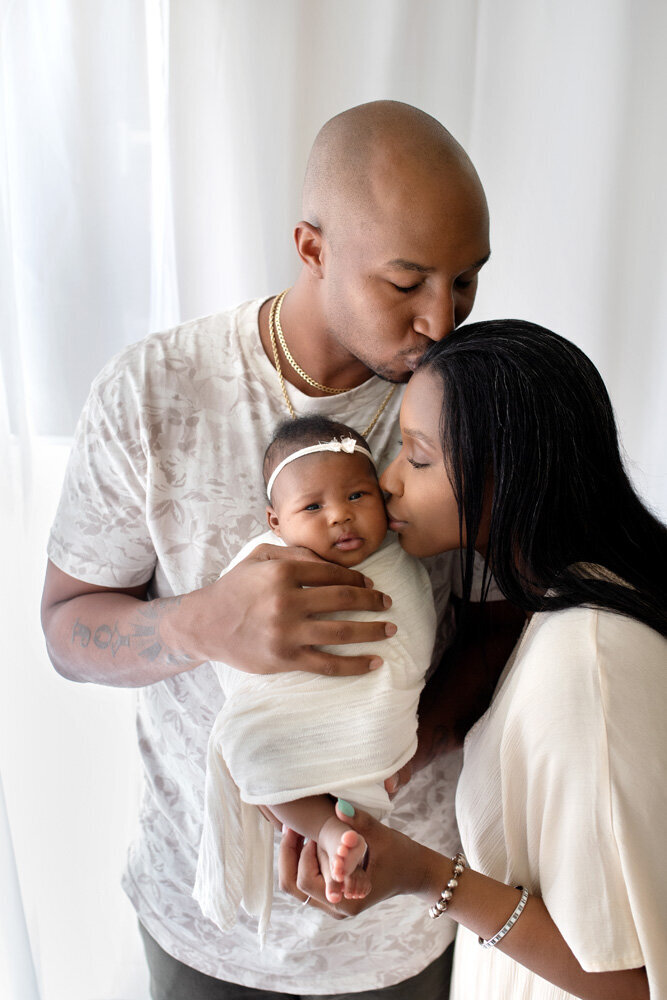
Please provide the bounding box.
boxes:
[267,505,281,536]
[293,221,325,277]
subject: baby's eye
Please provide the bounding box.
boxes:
[348,491,364,501]
[304,503,321,511]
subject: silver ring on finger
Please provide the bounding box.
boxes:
[301,894,312,907]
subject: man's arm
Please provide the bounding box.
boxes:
[41,544,395,687]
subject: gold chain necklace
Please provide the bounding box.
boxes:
[272,289,352,393]
[267,291,397,439]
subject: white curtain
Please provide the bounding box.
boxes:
[1,2,665,998]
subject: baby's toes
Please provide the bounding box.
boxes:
[330,853,346,880]
[325,876,344,903]
[339,829,360,850]
[343,865,372,900]
[337,831,367,877]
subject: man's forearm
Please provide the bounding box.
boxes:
[43,590,199,687]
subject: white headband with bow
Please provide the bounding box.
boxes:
[266,437,375,502]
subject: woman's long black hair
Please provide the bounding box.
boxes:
[419,319,667,636]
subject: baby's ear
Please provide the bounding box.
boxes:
[266,505,281,536]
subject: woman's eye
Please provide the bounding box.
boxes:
[455,276,474,290]
[408,458,429,470]
[392,282,420,293]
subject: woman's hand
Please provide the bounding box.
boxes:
[278,802,434,918]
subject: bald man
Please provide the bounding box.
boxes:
[42,102,491,999]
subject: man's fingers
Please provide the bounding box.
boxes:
[302,617,396,646]
[253,544,368,583]
[384,759,413,798]
[296,649,386,678]
[302,584,391,615]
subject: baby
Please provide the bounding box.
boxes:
[194,416,436,942]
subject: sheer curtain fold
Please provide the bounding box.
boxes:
[0,775,41,1000]
[1,3,665,998]
[145,0,180,331]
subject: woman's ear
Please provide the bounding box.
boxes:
[293,221,325,277]
[267,505,281,536]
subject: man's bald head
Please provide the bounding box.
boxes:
[288,100,490,387]
[302,100,484,244]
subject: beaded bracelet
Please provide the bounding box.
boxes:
[428,853,466,919]
[479,886,530,948]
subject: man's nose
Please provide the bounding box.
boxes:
[412,290,455,342]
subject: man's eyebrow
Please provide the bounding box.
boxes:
[385,259,435,274]
[472,250,492,269]
[385,250,491,274]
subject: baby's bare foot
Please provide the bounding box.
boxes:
[342,861,372,900]
[319,816,368,897]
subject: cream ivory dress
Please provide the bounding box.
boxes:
[451,605,667,1000]
[194,531,436,943]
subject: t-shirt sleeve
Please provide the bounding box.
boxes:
[47,369,156,588]
[503,610,665,976]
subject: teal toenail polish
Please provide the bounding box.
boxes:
[337,798,355,817]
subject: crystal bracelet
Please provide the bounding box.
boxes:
[479,886,530,948]
[428,853,466,918]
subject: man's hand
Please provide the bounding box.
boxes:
[41,543,394,687]
[175,543,394,676]
[384,759,413,798]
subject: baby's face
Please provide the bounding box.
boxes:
[267,451,388,566]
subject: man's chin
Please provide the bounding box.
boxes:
[366,364,412,385]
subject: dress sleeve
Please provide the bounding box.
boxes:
[502,610,665,979]
[47,365,156,588]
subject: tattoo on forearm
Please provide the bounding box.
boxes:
[70,596,194,667]
[72,619,91,647]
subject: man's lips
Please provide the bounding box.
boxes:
[404,349,427,372]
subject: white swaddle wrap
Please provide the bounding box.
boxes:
[193,532,436,942]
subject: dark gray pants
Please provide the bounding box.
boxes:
[139,922,453,1000]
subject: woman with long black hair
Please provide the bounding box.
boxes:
[281,320,667,999]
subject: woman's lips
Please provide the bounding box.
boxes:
[387,511,407,531]
[334,536,365,551]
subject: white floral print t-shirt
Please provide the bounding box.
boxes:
[48,298,463,994]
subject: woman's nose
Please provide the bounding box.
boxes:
[380,457,401,497]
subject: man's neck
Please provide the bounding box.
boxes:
[257,280,374,397]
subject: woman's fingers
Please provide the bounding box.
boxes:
[278,828,345,917]
[278,826,306,898]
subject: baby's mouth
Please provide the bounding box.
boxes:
[334,534,365,551]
